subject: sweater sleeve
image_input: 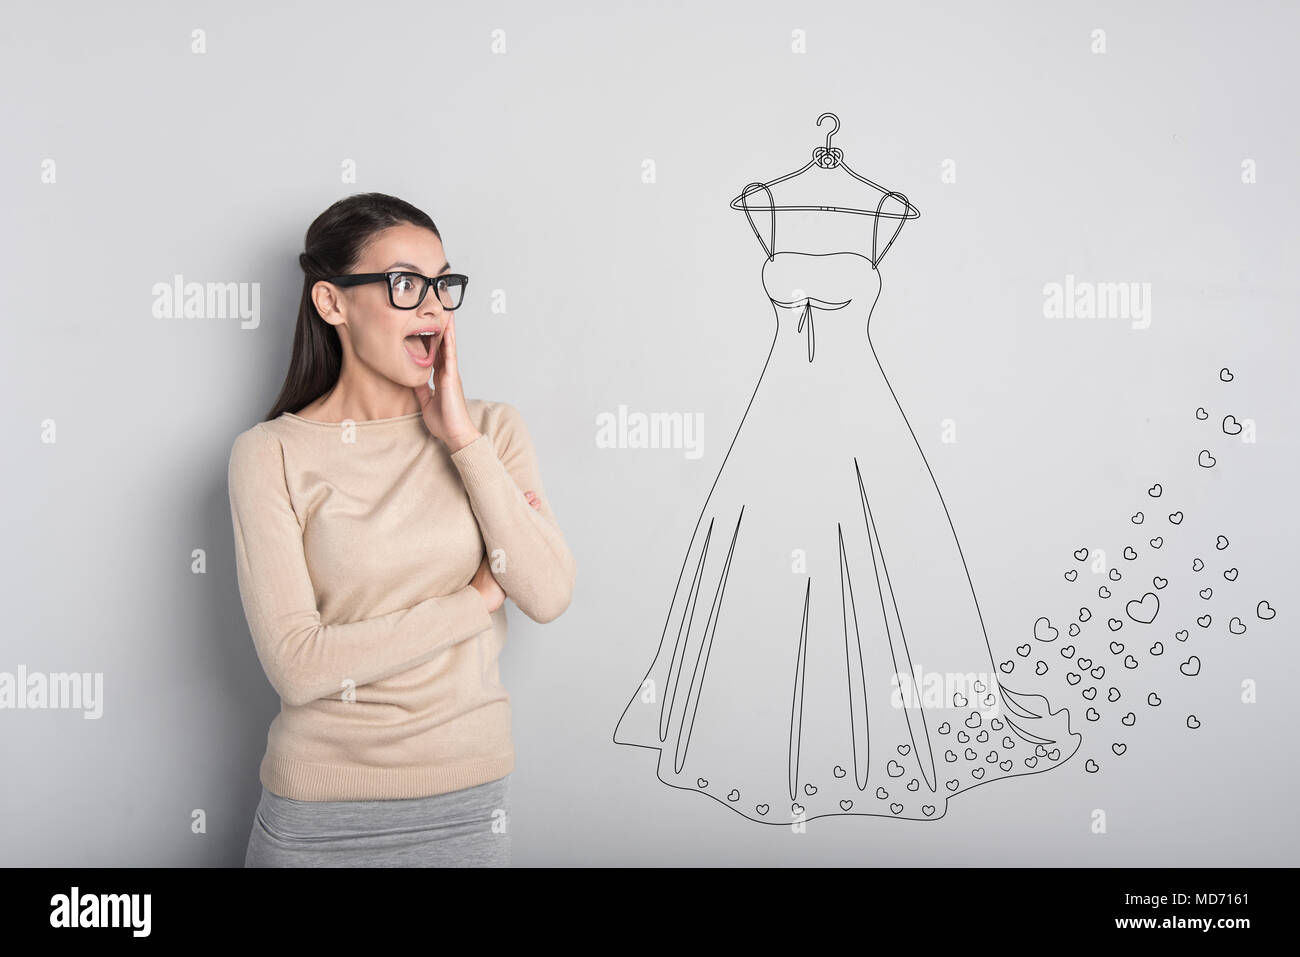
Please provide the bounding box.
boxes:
[228,424,494,707]
[448,402,577,623]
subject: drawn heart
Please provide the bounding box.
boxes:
[1257,601,1276,620]
[1131,512,1144,524]
[971,768,985,780]
[965,748,977,760]
[1149,641,1164,656]
[1219,367,1233,382]
[1198,450,1216,468]
[1123,546,1138,560]
[839,799,853,811]
[1069,623,1080,637]
[1148,692,1161,707]
[1074,547,1089,561]
[946,779,959,792]
[1179,655,1201,677]
[1148,483,1162,497]
[1086,707,1100,721]
[1169,511,1184,525]
[1085,759,1100,773]
[1199,587,1213,600]
[1064,569,1078,582]
[1048,748,1060,761]
[804,783,818,796]
[1175,629,1189,641]
[887,760,904,777]
[697,778,708,788]
[1108,618,1123,631]
[1111,742,1127,755]
[1066,672,1081,685]
[1216,535,1229,550]
[728,789,740,802]
[976,730,989,743]
[1122,712,1136,726]
[999,759,1013,771]
[1109,641,1124,654]
[833,765,847,778]
[897,744,911,756]
[973,679,986,694]
[1149,537,1164,549]
[1002,735,1014,748]
[1025,756,1038,768]
[953,693,968,707]
[1222,414,1242,435]
[1124,655,1139,669]
[876,787,889,800]
[1127,592,1160,624]
[1082,687,1097,700]
[1195,407,1208,420]
[984,690,996,707]
[1186,715,1201,729]
[907,778,920,791]
[890,803,904,814]
[1108,687,1121,702]
[937,722,951,734]
[1079,607,1092,622]
[1035,660,1048,675]
[1109,568,1122,581]
[945,750,957,763]
[1000,660,1014,673]
[1153,576,1168,589]
[1229,617,1246,635]
[1017,643,1032,657]
[1197,614,1212,628]
[1223,568,1238,581]
[1077,657,1093,670]
[1099,586,1112,599]
[965,713,982,729]
[923,805,936,817]
[1061,644,1076,658]
[756,804,770,815]
[990,718,1004,731]
[957,731,970,743]
[1035,745,1048,757]
[792,802,804,815]
[1193,558,1204,571]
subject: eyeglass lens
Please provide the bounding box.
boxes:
[389,273,465,309]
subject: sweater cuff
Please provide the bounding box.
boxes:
[449,432,511,492]
[436,583,494,638]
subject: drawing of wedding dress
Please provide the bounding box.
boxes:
[614,175,1081,824]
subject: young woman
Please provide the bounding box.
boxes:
[227,192,576,866]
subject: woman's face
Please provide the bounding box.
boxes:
[315,222,454,387]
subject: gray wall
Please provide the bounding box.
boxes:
[1,0,1296,865]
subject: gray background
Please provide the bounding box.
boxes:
[2,0,1296,865]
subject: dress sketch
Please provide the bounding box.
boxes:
[614,113,1080,823]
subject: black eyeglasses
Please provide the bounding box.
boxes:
[325,271,469,311]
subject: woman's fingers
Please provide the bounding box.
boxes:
[524,490,541,510]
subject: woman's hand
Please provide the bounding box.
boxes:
[468,493,542,613]
[470,555,505,613]
[414,312,482,453]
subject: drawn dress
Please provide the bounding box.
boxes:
[614,175,1080,823]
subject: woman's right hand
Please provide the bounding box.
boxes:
[470,555,506,613]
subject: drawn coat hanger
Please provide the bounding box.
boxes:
[729,112,921,264]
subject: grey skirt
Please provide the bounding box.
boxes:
[244,774,511,867]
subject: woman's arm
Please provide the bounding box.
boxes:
[228,425,494,707]
[448,402,577,623]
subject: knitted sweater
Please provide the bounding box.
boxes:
[226,398,576,801]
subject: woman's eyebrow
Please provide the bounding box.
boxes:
[386,260,452,275]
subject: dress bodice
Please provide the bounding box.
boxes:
[761,250,882,364]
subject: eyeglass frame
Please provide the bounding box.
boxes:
[323,271,470,311]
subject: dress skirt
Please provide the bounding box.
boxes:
[244,774,511,867]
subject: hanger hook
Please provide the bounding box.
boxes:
[816,112,840,151]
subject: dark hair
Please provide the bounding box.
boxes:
[264,192,441,421]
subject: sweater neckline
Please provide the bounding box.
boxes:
[280,411,424,427]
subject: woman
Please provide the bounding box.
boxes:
[227,192,577,866]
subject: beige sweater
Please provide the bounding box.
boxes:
[226,398,576,801]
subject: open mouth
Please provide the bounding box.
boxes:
[403,331,439,365]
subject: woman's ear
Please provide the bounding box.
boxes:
[311,280,344,327]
